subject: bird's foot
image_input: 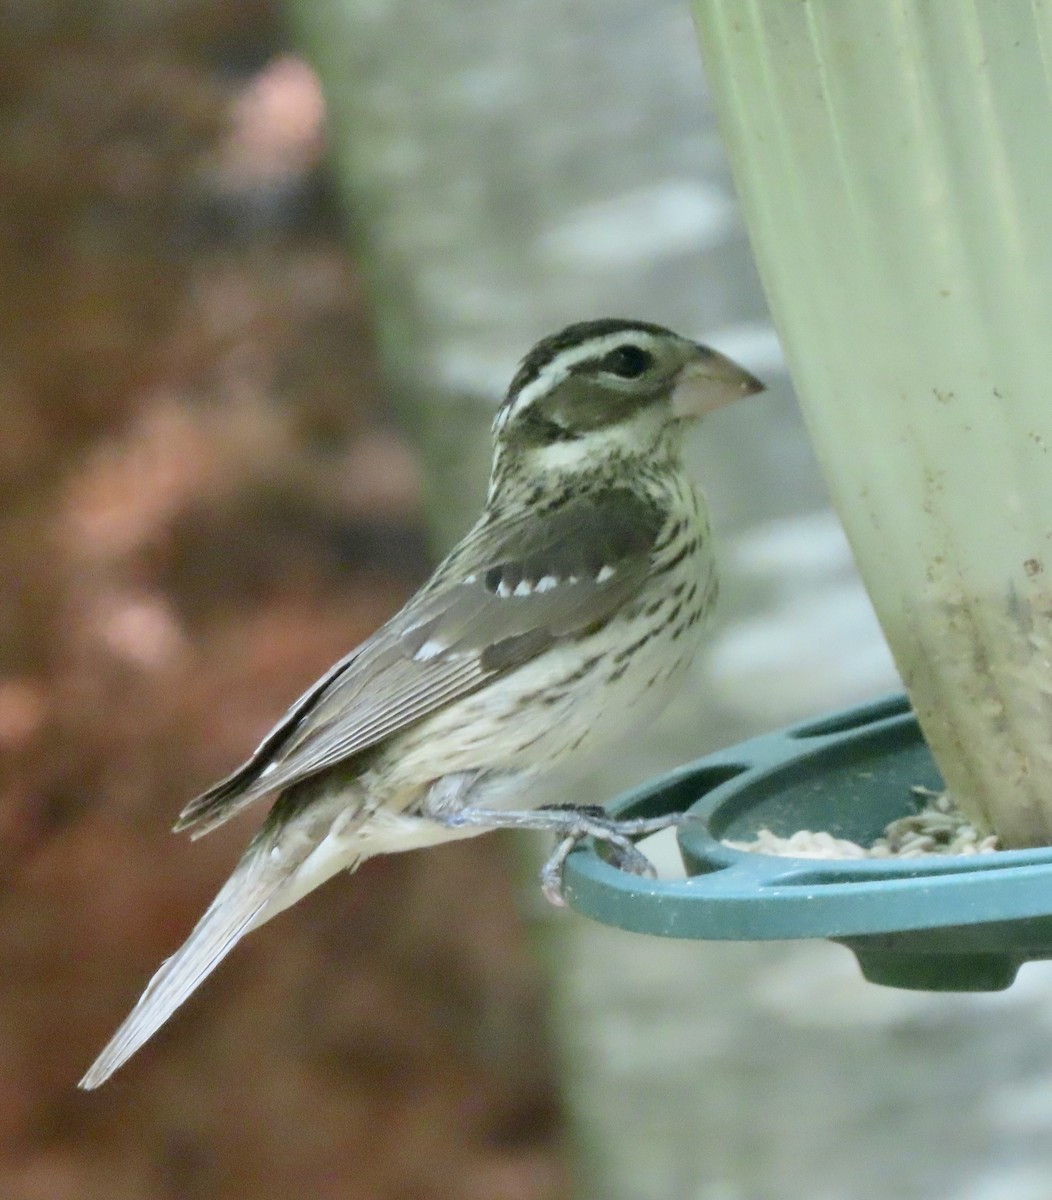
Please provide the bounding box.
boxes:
[421,778,685,907]
[535,805,686,907]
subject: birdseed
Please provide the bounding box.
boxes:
[724,786,1001,860]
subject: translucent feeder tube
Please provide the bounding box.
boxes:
[691,1,1052,844]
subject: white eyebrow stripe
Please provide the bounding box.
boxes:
[503,331,661,424]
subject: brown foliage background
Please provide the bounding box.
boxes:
[0,3,565,1196]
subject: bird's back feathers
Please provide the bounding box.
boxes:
[175,487,663,838]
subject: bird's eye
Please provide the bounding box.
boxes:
[599,344,654,379]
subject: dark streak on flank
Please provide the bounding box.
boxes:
[661,539,697,574]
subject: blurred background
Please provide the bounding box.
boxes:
[4,0,1052,1197]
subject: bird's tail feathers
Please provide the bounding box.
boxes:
[80,784,373,1089]
[80,835,294,1089]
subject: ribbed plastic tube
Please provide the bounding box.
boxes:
[691,1,1052,844]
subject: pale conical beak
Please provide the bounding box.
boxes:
[670,346,765,418]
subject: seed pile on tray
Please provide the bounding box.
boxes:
[724,787,1001,860]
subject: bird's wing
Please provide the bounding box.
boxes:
[176,487,666,836]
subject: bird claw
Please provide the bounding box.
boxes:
[538,809,685,906]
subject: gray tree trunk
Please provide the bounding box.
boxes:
[289,3,1052,1199]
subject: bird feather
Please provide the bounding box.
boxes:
[175,488,663,836]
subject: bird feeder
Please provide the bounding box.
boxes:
[565,2,1052,986]
[562,695,1052,991]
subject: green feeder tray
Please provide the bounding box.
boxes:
[562,695,1052,992]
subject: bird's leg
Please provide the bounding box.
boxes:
[422,775,686,906]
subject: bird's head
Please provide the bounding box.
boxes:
[490,319,763,488]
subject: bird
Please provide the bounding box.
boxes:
[79,317,763,1089]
